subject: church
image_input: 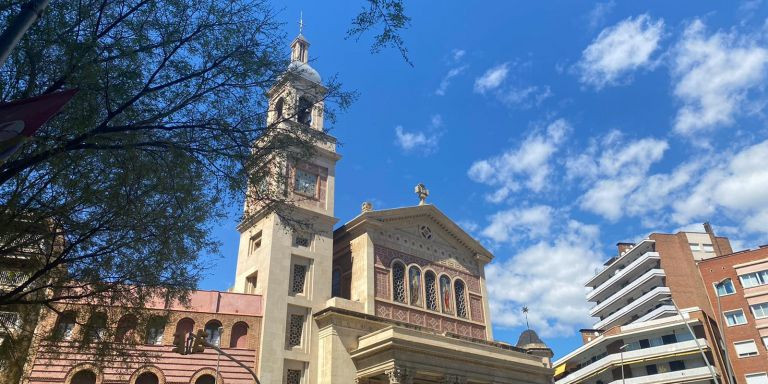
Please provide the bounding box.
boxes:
[22,31,554,384]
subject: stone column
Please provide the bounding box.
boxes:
[385,366,412,384]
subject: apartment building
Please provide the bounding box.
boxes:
[555,228,732,384]
[699,245,768,384]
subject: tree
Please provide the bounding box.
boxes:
[0,0,411,377]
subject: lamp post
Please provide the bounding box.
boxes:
[660,297,720,384]
[619,344,629,384]
[216,326,224,384]
[714,279,736,384]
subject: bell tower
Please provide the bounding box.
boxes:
[232,26,339,384]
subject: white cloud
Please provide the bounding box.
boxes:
[566,132,669,221]
[474,63,510,94]
[482,205,554,243]
[500,85,553,109]
[468,119,570,202]
[672,140,768,234]
[578,14,664,89]
[587,1,615,29]
[671,19,768,136]
[485,219,604,337]
[452,49,466,61]
[435,65,468,96]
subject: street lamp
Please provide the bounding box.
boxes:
[659,297,720,384]
[713,279,736,384]
[619,344,629,384]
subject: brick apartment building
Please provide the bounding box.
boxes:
[699,245,768,384]
[555,227,734,384]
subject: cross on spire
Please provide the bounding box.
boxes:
[522,306,530,330]
[299,11,304,34]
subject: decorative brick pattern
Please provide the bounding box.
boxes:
[291,264,306,294]
[374,301,486,340]
[469,294,484,322]
[287,314,304,348]
[286,369,302,384]
[374,268,389,299]
[374,245,481,294]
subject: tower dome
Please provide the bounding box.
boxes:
[287,60,321,83]
[515,329,554,360]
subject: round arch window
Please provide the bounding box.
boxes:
[71,370,97,384]
[194,374,216,384]
[135,372,159,384]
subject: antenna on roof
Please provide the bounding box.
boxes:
[298,11,304,34]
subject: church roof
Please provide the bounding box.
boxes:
[287,60,321,84]
[335,204,494,263]
[515,329,545,348]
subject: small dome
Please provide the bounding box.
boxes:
[516,329,546,349]
[287,60,321,83]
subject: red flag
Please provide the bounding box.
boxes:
[0,89,78,162]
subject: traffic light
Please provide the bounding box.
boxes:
[190,329,207,354]
[171,332,188,355]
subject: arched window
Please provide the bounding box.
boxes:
[408,266,422,306]
[194,374,216,384]
[85,313,107,342]
[424,271,437,311]
[274,97,285,120]
[439,275,453,314]
[204,320,222,346]
[55,311,77,340]
[455,280,468,318]
[175,318,194,337]
[392,262,406,303]
[146,317,166,345]
[115,314,138,343]
[71,370,97,384]
[230,322,248,348]
[297,97,313,126]
[331,268,342,298]
[135,372,159,384]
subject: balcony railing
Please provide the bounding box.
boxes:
[0,311,21,333]
[587,252,661,302]
[590,269,666,317]
[593,286,671,330]
[556,339,711,384]
[607,366,717,384]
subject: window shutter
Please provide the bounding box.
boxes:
[735,340,758,357]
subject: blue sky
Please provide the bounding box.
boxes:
[198,1,768,358]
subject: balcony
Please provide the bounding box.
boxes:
[590,269,666,318]
[586,239,656,289]
[0,311,21,333]
[607,366,716,384]
[593,287,671,330]
[556,339,711,384]
[587,252,661,302]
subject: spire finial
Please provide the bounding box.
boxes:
[299,11,304,34]
[415,183,429,205]
[522,306,530,330]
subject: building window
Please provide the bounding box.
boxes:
[392,262,406,303]
[703,243,715,253]
[740,271,768,288]
[246,272,258,294]
[135,372,159,384]
[746,373,768,384]
[763,337,768,349]
[250,231,262,253]
[689,243,701,252]
[425,271,437,311]
[331,268,341,297]
[146,317,165,345]
[55,311,76,340]
[455,280,468,319]
[274,97,285,120]
[85,313,107,342]
[752,303,768,319]
[645,364,658,375]
[195,374,216,384]
[716,279,736,296]
[297,97,313,126]
[287,314,304,348]
[661,334,677,345]
[115,314,138,343]
[204,320,222,346]
[286,369,302,384]
[440,275,453,314]
[230,321,248,348]
[175,317,194,336]
[294,169,318,197]
[408,266,422,306]
[293,233,310,248]
[71,370,97,384]
[291,264,307,295]
[735,340,759,357]
[724,309,748,326]
[668,360,686,371]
